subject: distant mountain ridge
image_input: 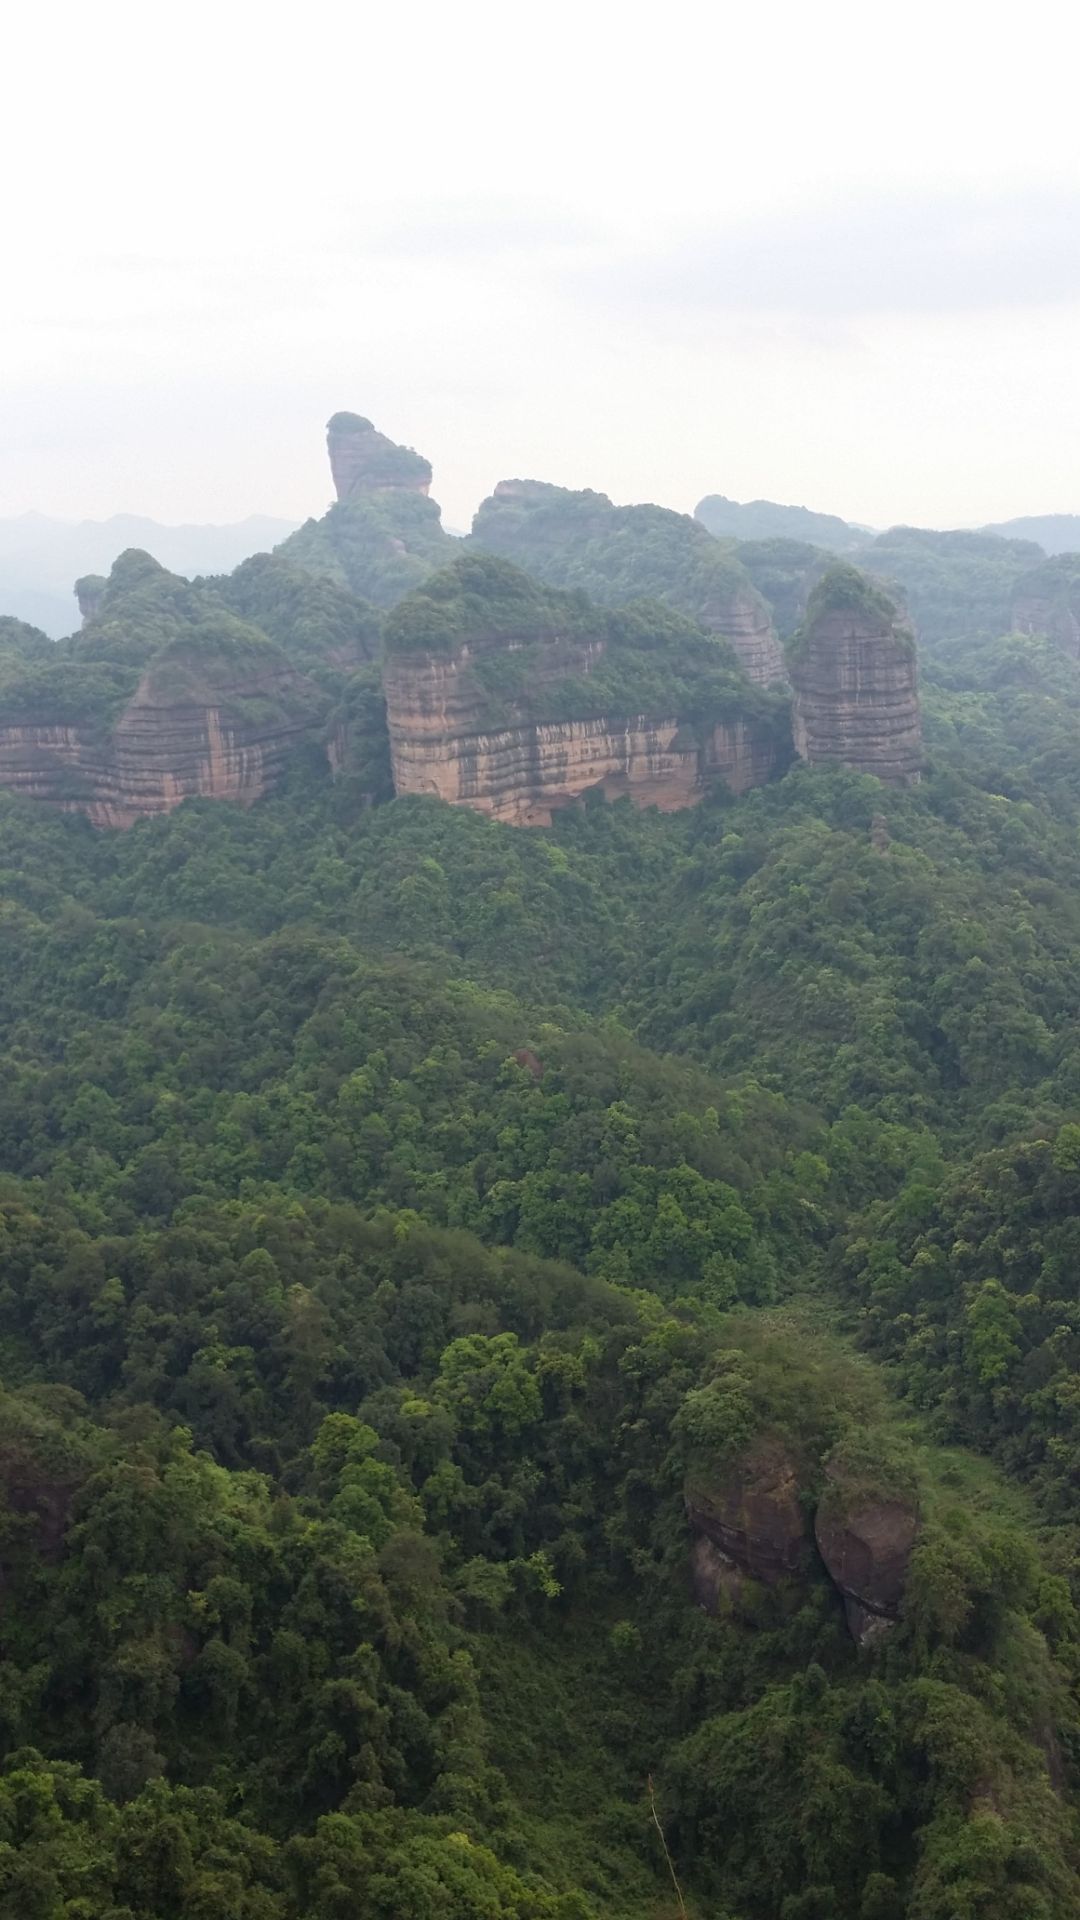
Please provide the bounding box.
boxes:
[0,511,299,636]
[980,513,1080,554]
[696,494,1080,565]
[695,492,872,551]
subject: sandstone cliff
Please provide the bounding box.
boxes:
[326,411,433,502]
[814,1448,919,1645]
[0,679,311,829]
[277,414,452,609]
[0,551,333,827]
[1011,555,1080,658]
[686,1432,920,1642]
[471,479,787,687]
[686,1437,810,1592]
[380,553,790,825]
[789,565,922,784]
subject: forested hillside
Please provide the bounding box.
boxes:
[4,430,1080,1916]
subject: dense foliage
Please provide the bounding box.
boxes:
[384,554,788,733]
[863,529,1044,655]
[469,482,774,644]
[7,475,1080,1914]
[278,496,454,609]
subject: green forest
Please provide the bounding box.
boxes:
[4,464,1080,1919]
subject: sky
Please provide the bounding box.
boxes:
[5,0,1080,533]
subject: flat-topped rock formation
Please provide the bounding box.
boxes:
[788,565,922,785]
[381,553,790,826]
[471,478,787,688]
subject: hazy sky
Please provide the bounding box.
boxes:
[6,0,1080,532]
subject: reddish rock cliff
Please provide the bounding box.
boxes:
[380,556,789,825]
[789,565,921,785]
[0,551,332,827]
[327,412,432,502]
[0,656,316,829]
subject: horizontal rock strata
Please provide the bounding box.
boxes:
[0,668,311,828]
[790,596,922,785]
[702,585,787,687]
[383,638,782,826]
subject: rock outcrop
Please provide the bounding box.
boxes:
[703,579,787,686]
[0,659,316,830]
[381,554,790,826]
[814,1456,919,1645]
[686,1437,810,1591]
[1011,555,1080,658]
[471,479,787,687]
[0,551,335,827]
[276,415,452,608]
[686,1430,920,1641]
[789,565,922,784]
[327,412,432,502]
[74,574,107,624]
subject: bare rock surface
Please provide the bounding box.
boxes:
[814,1459,919,1645]
[383,630,784,825]
[327,412,432,502]
[685,1437,810,1586]
[790,565,921,784]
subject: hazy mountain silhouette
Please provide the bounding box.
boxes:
[0,512,298,635]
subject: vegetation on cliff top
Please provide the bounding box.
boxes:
[0,549,373,737]
[783,563,913,669]
[862,527,1042,655]
[277,493,453,608]
[384,552,789,733]
[8,431,1080,1913]
[326,410,434,492]
[470,479,773,639]
[695,490,869,552]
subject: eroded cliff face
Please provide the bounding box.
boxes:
[686,1439,810,1590]
[687,1439,920,1642]
[790,569,922,785]
[383,633,785,826]
[327,412,432,502]
[0,657,313,828]
[471,479,787,688]
[815,1490,918,1645]
[704,583,787,687]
